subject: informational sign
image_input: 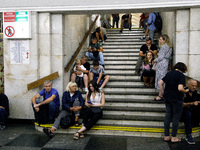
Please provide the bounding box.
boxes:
[3,11,31,39]
[10,40,30,64]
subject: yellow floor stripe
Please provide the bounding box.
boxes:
[34,122,200,134]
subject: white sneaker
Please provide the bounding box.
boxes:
[102,41,105,44]
[99,88,103,92]
[85,88,88,92]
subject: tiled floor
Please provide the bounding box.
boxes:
[1,122,200,150]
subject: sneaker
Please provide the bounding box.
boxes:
[186,134,195,144]
[140,36,146,40]
[85,88,88,92]
[119,30,122,33]
[102,41,105,44]
[99,88,103,92]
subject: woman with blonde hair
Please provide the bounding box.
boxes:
[43,82,84,138]
[154,34,172,101]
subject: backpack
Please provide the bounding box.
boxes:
[60,113,75,129]
[154,13,162,32]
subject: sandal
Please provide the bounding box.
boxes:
[171,137,181,143]
[73,132,80,140]
[75,121,79,127]
[153,96,164,101]
[80,132,84,138]
[43,128,54,138]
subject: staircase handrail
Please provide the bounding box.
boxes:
[64,15,99,72]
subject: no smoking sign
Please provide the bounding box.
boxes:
[5,26,15,37]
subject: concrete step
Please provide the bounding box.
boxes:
[104,65,136,69]
[104,42,144,45]
[105,39,145,42]
[103,45,140,49]
[104,56,138,60]
[89,60,137,65]
[103,111,165,121]
[103,88,157,93]
[106,70,137,74]
[103,53,138,56]
[103,49,139,52]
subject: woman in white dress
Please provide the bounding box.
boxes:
[73,80,105,140]
[154,34,172,101]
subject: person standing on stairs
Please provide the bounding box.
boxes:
[86,37,105,68]
[119,13,132,33]
[134,37,158,75]
[159,62,189,143]
[154,34,172,101]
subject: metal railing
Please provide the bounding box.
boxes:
[65,15,99,72]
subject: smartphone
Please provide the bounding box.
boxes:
[184,86,188,90]
[87,101,93,104]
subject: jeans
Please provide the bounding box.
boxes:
[86,52,104,65]
[135,56,143,73]
[0,108,8,124]
[33,100,59,121]
[149,29,156,44]
[83,107,103,131]
[112,17,119,28]
[164,98,183,137]
[182,108,192,135]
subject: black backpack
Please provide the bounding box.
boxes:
[154,13,162,32]
[60,113,75,129]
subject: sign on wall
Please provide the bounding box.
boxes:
[10,40,30,64]
[3,11,31,39]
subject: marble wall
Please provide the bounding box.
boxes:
[4,12,89,119]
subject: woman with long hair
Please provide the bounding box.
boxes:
[159,62,189,142]
[154,34,172,101]
[73,80,105,140]
[141,51,155,87]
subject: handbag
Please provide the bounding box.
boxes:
[90,107,102,113]
[152,62,156,71]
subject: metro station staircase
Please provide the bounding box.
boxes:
[36,28,199,138]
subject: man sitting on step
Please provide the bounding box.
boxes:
[181,79,200,144]
[134,37,157,75]
[89,60,110,91]
[86,37,105,68]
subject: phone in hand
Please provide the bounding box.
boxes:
[87,101,93,104]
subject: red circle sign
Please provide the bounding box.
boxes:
[5,26,15,37]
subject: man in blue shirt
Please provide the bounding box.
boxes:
[141,12,157,44]
[32,80,60,123]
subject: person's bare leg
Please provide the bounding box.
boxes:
[83,74,88,88]
[71,73,76,82]
[120,20,124,32]
[100,75,110,89]
[89,72,94,82]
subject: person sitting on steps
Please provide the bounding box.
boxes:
[43,82,84,138]
[73,80,105,140]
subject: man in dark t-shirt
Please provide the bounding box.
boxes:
[120,13,132,33]
[134,37,157,75]
[71,56,90,92]
[0,93,9,130]
[181,79,200,144]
